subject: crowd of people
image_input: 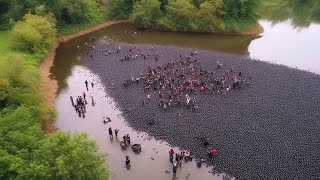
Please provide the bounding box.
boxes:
[77,37,238,176]
[70,94,87,117]
[107,126,136,167]
[168,147,217,175]
[123,51,249,110]
[69,80,96,117]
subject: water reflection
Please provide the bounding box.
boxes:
[249,20,320,74]
[260,0,320,29]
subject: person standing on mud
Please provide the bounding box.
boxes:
[172,162,178,175]
[82,92,86,101]
[125,156,130,166]
[85,80,88,91]
[169,149,175,161]
[175,153,180,162]
[114,129,119,138]
[108,127,113,138]
[126,134,131,144]
[70,94,74,106]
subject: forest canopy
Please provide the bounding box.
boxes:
[108,0,261,32]
[0,0,106,30]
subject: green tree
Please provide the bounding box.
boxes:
[40,0,105,26]
[11,13,57,53]
[0,0,12,29]
[30,132,109,179]
[0,0,106,30]
[160,0,169,12]
[192,0,205,8]
[223,0,260,21]
[162,0,198,31]
[131,0,163,28]
[195,0,223,31]
[107,0,136,19]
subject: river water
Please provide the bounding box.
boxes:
[52,9,320,180]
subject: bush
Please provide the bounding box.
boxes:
[161,0,197,32]
[107,0,135,19]
[33,132,109,180]
[42,0,106,26]
[131,0,163,28]
[11,13,57,53]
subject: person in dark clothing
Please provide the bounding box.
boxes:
[115,129,119,138]
[85,80,88,91]
[169,149,174,161]
[126,134,131,144]
[108,127,113,138]
[70,95,74,106]
[175,153,180,162]
[82,92,86,100]
[125,156,130,166]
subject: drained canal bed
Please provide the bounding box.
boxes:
[81,41,320,180]
[56,66,227,180]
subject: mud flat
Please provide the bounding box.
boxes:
[84,42,320,180]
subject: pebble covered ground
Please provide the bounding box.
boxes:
[84,42,320,180]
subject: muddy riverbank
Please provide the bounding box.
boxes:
[39,20,127,132]
[83,41,320,180]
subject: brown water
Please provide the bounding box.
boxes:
[52,17,320,179]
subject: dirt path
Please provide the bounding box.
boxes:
[39,20,128,133]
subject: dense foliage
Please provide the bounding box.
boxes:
[107,0,136,20]
[0,0,107,31]
[0,1,110,179]
[11,9,57,53]
[108,0,260,32]
[131,0,163,28]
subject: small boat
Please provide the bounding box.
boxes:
[131,144,142,153]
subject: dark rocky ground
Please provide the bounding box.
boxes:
[84,42,320,180]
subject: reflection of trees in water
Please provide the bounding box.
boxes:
[260,0,320,28]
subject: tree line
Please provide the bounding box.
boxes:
[0,0,106,30]
[108,0,260,32]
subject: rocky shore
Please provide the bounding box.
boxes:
[84,42,320,180]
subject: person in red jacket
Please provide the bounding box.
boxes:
[208,148,217,158]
